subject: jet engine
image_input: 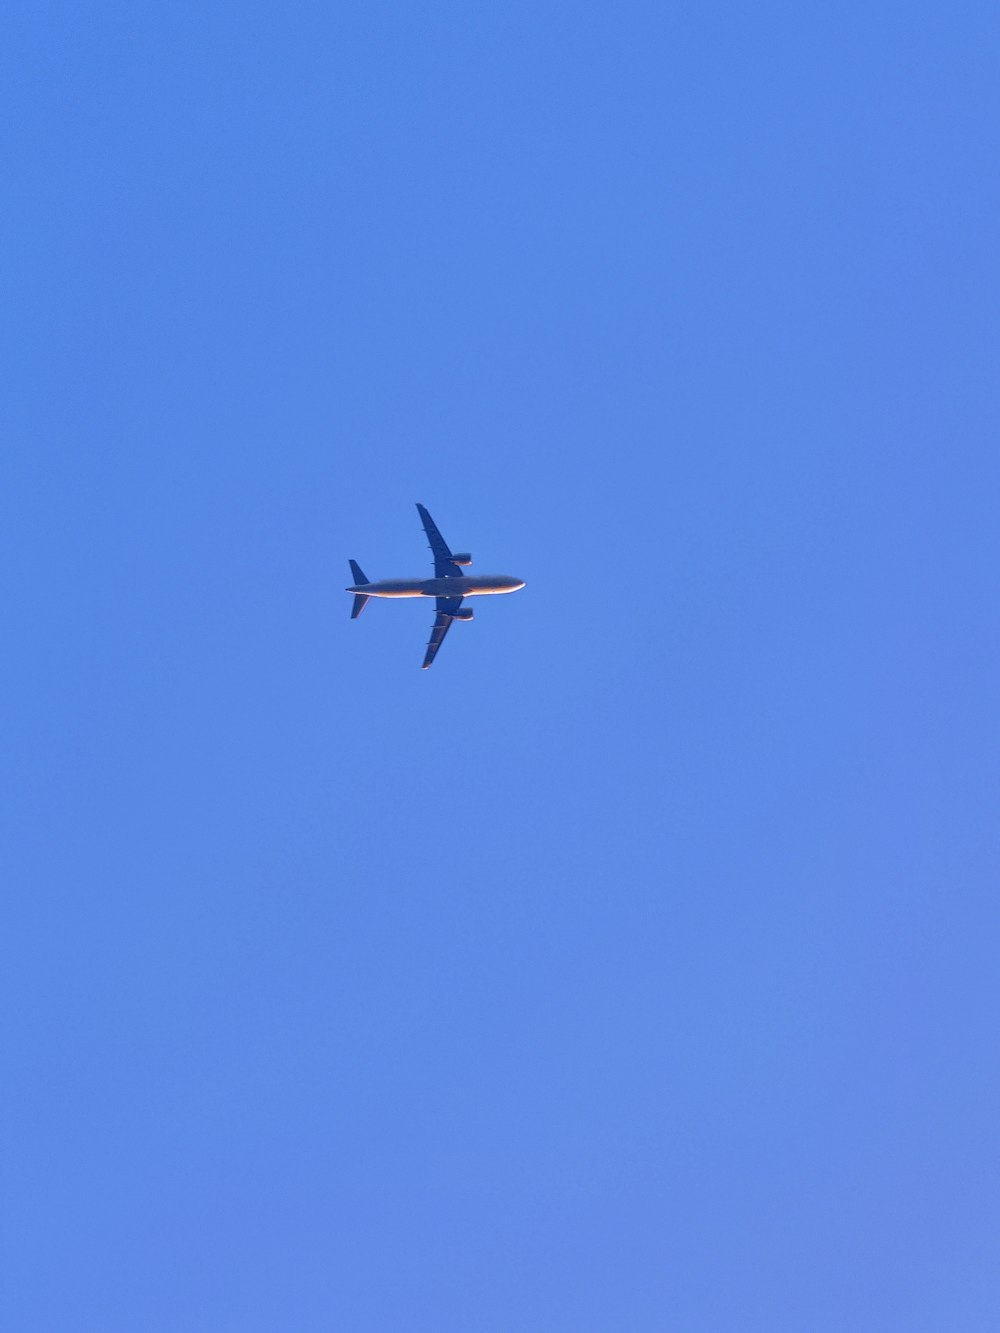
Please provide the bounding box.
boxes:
[452,608,474,621]
[451,552,472,565]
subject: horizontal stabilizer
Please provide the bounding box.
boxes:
[349,559,368,585]
[351,592,370,619]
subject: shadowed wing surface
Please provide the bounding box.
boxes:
[416,503,463,577]
[422,596,463,669]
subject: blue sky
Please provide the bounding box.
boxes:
[4,3,999,1329]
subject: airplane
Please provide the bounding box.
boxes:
[347,503,526,668]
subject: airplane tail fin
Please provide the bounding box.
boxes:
[348,560,370,619]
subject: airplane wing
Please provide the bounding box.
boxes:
[422,596,463,669]
[417,503,464,577]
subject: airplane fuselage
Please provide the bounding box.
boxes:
[347,575,524,599]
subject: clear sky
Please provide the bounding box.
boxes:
[4,3,999,1330]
